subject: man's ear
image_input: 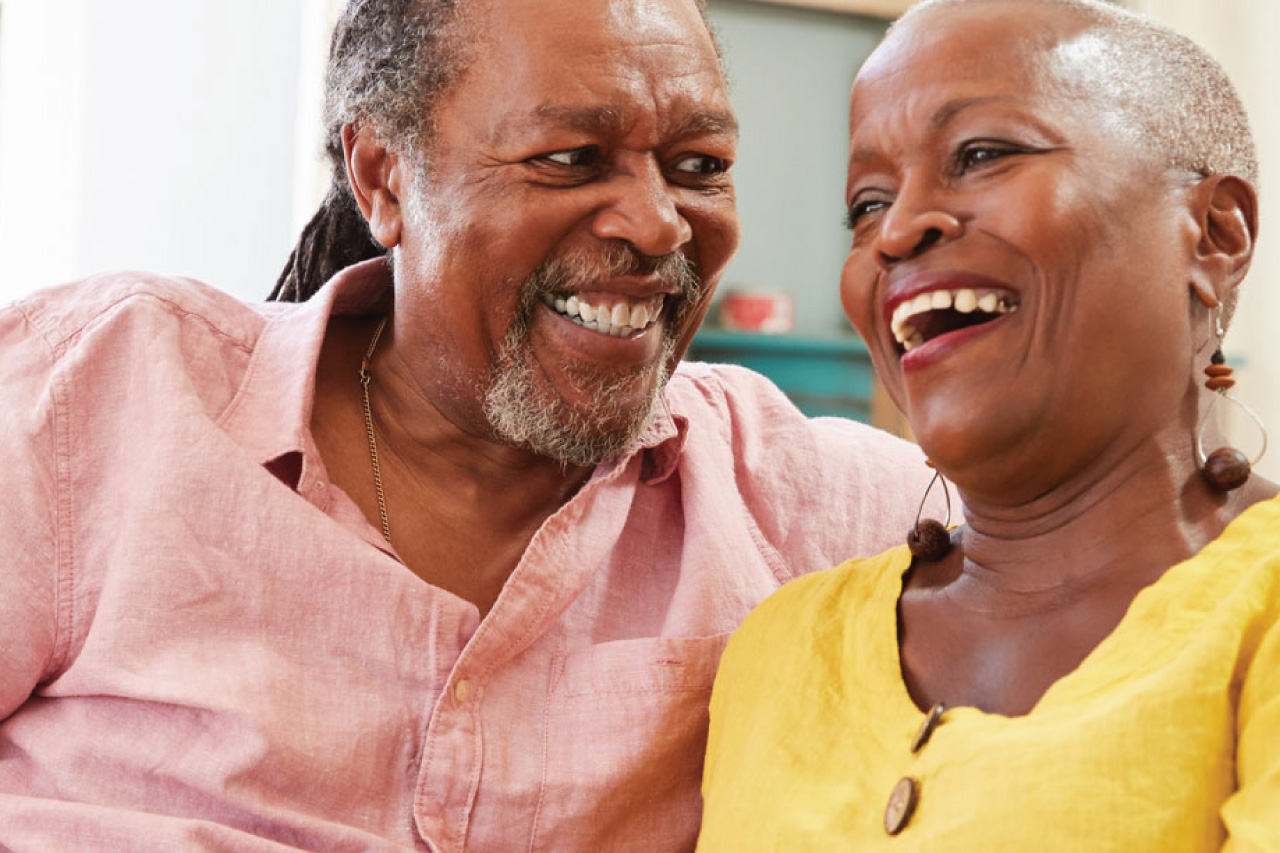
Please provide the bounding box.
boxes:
[343,122,404,249]
[1187,174,1257,308]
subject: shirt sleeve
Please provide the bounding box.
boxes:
[1221,588,1280,852]
[0,306,63,721]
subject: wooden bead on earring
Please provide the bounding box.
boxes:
[906,466,952,561]
[1196,342,1267,492]
[908,519,951,561]
[1202,447,1251,491]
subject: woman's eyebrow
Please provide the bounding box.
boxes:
[929,94,1020,129]
[847,94,1024,165]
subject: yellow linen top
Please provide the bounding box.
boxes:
[699,494,1280,851]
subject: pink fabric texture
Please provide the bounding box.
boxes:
[0,262,929,852]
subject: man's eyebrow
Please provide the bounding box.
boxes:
[674,110,739,140]
[531,104,626,134]
[497,105,738,142]
[490,105,626,144]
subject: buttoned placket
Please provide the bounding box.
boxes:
[884,702,946,836]
[410,445,658,852]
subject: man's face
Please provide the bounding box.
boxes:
[391,0,739,464]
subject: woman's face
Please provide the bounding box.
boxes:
[841,3,1201,495]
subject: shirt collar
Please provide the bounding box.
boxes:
[218,258,393,476]
[633,396,688,486]
[219,257,689,487]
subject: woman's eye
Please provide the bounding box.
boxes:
[540,147,601,167]
[673,154,728,175]
[956,143,1017,173]
[845,198,891,229]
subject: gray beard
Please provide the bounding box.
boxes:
[482,245,699,467]
[484,329,674,467]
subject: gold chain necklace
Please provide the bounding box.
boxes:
[358,317,392,544]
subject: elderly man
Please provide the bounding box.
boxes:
[0,0,927,850]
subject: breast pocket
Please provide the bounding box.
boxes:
[530,632,733,853]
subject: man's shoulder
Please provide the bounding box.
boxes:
[664,360,808,429]
[662,360,929,568]
[7,270,274,356]
[665,360,920,462]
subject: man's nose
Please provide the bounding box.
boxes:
[591,159,693,258]
[874,186,963,269]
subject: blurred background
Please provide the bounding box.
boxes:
[0,0,1274,476]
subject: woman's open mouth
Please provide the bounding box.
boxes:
[890,287,1019,354]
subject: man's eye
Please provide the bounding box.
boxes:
[540,147,601,167]
[673,155,728,175]
[845,198,891,229]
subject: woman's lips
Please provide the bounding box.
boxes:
[881,271,1019,324]
[898,310,1015,372]
[878,271,1021,368]
[889,286,1017,352]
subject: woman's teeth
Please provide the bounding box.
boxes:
[544,294,664,338]
[891,288,1017,351]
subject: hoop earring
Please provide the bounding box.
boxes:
[1196,308,1268,491]
[907,465,952,561]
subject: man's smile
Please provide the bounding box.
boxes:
[541,292,667,338]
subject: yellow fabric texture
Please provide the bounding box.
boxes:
[699,495,1280,852]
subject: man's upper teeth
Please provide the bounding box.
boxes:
[545,294,662,337]
[890,288,1016,351]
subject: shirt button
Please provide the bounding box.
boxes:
[454,680,472,703]
[884,776,919,836]
[910,702,947,753]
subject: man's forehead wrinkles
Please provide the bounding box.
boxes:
[496,102,737,143]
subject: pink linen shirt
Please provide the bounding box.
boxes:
[0,262,929,852]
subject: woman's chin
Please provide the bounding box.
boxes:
[907,398,1039,490]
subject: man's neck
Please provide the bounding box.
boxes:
[310,315,595,615]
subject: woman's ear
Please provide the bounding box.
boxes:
[1187,174,1257,308]
[343,122,404,250]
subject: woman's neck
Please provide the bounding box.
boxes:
[947,432,1275,609]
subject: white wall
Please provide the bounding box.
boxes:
[1126,0,1280,480]
[0,0,311,303]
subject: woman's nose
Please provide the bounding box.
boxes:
[874,193,963,269]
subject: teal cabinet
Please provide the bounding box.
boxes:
[685,330,875,422]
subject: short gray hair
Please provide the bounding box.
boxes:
[897,0,1258,187]
[272,0,721,303]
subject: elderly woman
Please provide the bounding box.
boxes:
[698,0,1278,849]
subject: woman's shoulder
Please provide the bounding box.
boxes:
[1181,492,1280,605]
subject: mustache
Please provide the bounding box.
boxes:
[517,244,703,321]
